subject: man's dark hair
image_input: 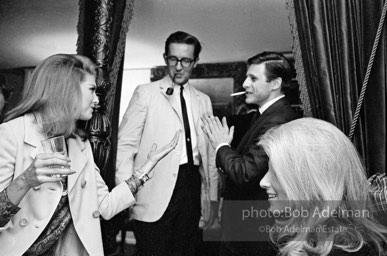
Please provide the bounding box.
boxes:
[247,51,292,90]
[165,31,202,59]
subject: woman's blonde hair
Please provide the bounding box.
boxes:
[5,54,97,138]
[258,118,386,255]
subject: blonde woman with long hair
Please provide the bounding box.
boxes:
[0,54,180,255]
[259,118,387,256]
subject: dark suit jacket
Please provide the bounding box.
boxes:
[217,97,299,200]
[226,111,256,148]
[217,98,299,255]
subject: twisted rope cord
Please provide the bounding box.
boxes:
[348,0,387,140]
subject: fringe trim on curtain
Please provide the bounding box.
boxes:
[76,0,85,55]
[106,0,135,116]
[286,0,312,117]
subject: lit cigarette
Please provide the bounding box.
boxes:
[230,91,246,97]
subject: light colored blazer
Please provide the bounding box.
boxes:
[0,114,135,256]
[116,76,218,222]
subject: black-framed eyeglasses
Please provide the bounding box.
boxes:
[165,56,196,68]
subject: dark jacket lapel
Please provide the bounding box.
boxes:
[236,98,290,153]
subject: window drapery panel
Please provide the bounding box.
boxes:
[289,0,386,174]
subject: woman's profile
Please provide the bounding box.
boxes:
[0,53,180,255]
[259,118,387,256]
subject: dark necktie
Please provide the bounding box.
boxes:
[180,86,194,165]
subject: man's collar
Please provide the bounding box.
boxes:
[259,95,285,114]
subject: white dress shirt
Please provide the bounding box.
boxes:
[173,82,200,166]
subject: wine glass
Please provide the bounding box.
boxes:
[41,135,69,195]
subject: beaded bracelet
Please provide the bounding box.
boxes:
[125,176,142,194]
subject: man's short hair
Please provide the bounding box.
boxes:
[247,52,292,88]
[165,31,202,59]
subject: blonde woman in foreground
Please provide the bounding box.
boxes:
[259,118,387,256]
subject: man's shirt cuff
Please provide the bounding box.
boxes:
[215,143,230,155]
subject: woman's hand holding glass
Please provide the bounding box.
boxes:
[40,135,73,195]
[41,136,69,177]
[21,153,73,189]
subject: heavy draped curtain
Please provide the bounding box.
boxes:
[288,0,386,175]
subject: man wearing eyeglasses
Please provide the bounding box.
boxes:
[116,31,218,256]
